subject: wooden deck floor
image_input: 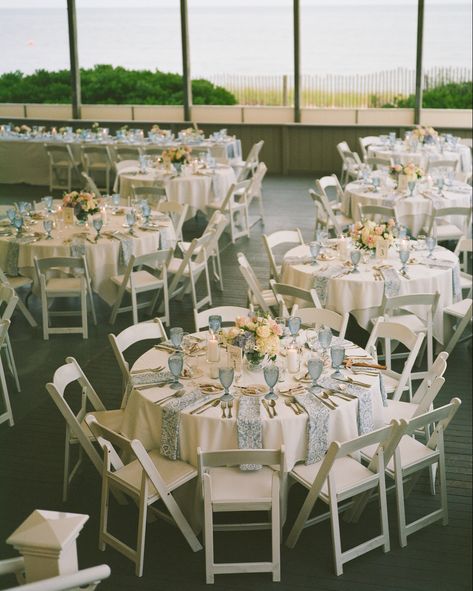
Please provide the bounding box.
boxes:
[0,176,471,591]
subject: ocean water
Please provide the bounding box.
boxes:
[0,3,471,77]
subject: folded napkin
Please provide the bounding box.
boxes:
[284,255,312,265]
[113,232,134,266]
[380,267,401,297]
[237,397,263,471]
[293,393,330,464]
[313,264,351,306]
[160,389,208,460]
[421,259,461,302]
[318,376,374,435]
[130,370,173,387]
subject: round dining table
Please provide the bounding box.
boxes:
[281,242,460,344]
[0,205,176,305]
[116,164,236,211]
[342,178,472,237]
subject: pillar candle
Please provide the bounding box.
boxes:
[207,336,219,363]
[287,347,299,373]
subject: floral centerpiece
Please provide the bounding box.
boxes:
[161,146,192,169]
[390,161,424,182]
[14,125,32,134]
[412,125,438,144]
[351,219,395,251]
[222,314,281,368]
[62,191,99,222]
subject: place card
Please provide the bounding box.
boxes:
[227,344,242,374]
[63,207,74,225]
[376,237,389,259]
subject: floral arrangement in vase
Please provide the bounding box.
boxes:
[62,191,99,222]
[390,162,424,182]
[351,219,395,251]
[412,125,438,144]
[14,125,32,134]
[161,146,192,168]
[222,314,281,367]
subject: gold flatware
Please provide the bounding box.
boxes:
[261,399,273,418]
[285,399,301,415]
[269,399,277,417]
[228,400,233,419]
[154,389,185,405]
[313,392,336,410]
[221,401,227,419]
[190,398,220,415]
[130,366,165,375]
[320,392,338,407]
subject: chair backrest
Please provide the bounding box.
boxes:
[269,280,321,318]
[236,140,264,181]
[121,248,172,288]
[248,161,267,199]
[202,210,228,255]
[454,237,472,274]
[81,144,112,165]
[411,351,448,405]
[404,398,461,453]
[44,144,74,164]
[427,159,458,173]
[237,252,272,315]
[142,146,164,156]
[336,142,361,168]
[315,174,343,205]
[309,189,344,235]
[198,446,284,475]
[216,180,250,212]
[366,156,393,170]
[81,172,101,198]
[382,292,440,325]
[168,231,215,298]
[115,146,142,161]
[427,206,472,236]
[109,318,167,401]
[294,306,349,338]
[0,285,18,322]
[366,318,425,400]
[157,201,189,240]
[358,136,380,161]
[262,229,304,281]
[358,203,396,223]
[132,184,168,204]
[194,306,250,332]
[114,159,139,175]
[34,255,89,293]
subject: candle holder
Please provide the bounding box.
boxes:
[286,344,300,374]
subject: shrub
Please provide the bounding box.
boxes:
[0,64,237,105]
[382,81,472,109]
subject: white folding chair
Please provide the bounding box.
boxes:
[309,190,353,238]
[81,145,113,194]
[0,559,110,591]
[269,280,322,318]
[366,156,393,171]
[262,228,304,282]
[443,297,472,354]
[193,305,250,332]
[109,249,172,326]
[366,318,425,401]
[0,285,21,392]
[86,416,202,577]
[380,292,440,379]
[235,140,264,182]
[237,252,277,314]
[156,201,188,241]
[81,172,102,199]
[0,269,36,328]
[285,422,403,576]
[453,237,472,295]
[206,181,251,243]
[115,145,142,162]
[246,161,267,225]
[294,307,349,338]
[45,357,124,502]
[142,145,164,157]
[168,232,214,312]
[0,320,14,427]
[359,399,462,547]
[358,136,380,162]
[34,256,97,340]
[358,203,397,224]
[198,446,285,584]
[178,211,228,292]
[336,141,362,186]
[131,183,168,208]
[427,159,459,175]
[108,318,168,408]
[315,174,344,212]
[426,206,472,244]
[44,144,81,192]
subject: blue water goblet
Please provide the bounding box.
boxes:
[287,316,301,344]
[6,208,16,225]
[350,249,361,272]
[170,327,184,350]
[372,176,380,193]
[308,355,324,392]
[330,345,345,378]
[111,193,121,212]
[309,241,321,266]
[399,248,409,274]
[43,219,53,240]
[13,214,23,235]
[126,211,136,234]
[436,177,444,195]
[407,180,416,197]
[318,326,333,362]
[264,362,279,400]
[92,217,103,242]
[208,315,222,336]
[42,196,54,214]
[141,203,151,225]
[219,366,235,402]
[168,352,184,390]
[425,235,437,259]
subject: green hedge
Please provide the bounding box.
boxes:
[383,81,472,109]
[0,64,237,106]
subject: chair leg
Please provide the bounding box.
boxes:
[16,297,38,328]
[0,360,14,427]
[203,495,214,583]
[81,288,88,339]
[438,440,448,526]
[328,490,343,576]
[135,490,148,577]
[131,289,138,325]
[5,335,20,392]
[41,295,49,341]
[395,465,408,548]
[99,474,109,552]
[271,483,281,582]
[62,431,71,502]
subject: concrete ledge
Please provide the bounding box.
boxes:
[301,108,357,125]
[357,108,414,126]
[421,109,472,129]
[25,104,73,120]
[243,106,294,124]
[0,104,25,118]
[192,105,242,124]
[133,105,184,123]
[80,105,133,121]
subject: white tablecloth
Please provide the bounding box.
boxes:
[343,180,472,237]
[117,165,236,210]
[0,207,176,305]
[281,244,459,343]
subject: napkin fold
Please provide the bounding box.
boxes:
[237,397,263,471]
[380,267,401,297]
[113,232,134,266]
[130,370,173,387]
[293,392,330,464]
[313,264,351,306]
[422,258,461,302]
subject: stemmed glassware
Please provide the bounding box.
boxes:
[208,315,222,336]
[111,193,121,213]
[275,316,286,339]
[309,241,321,266]
[318,326,333,362]
[92,216,103,242]
[42,196,54,214]
[6,208,16,226]
[170,327,184,350]
[350,249,361,273]
[168,352,184,390]
[13,215,23,235]
[43,219,53,240]
[330,345,345,378]
[372,177,380,193]
[407,180,416,197]
[425,235,437,258]
[126,210,136,235]
[436,177,444,195]
[307,355,324,392]
[141,202,151,226]
[219,366,234,402]
[263,362,279,400]
[287,316,301,345]
[399,248,409,275]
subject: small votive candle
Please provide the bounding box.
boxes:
[207,336,220,363]
[287,346,299,374]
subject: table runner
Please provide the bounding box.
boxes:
[313,264,351,306]
[422,259,461,302]
[130,370,173,387]
[293,392,330,464]
[237,396,263,471]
